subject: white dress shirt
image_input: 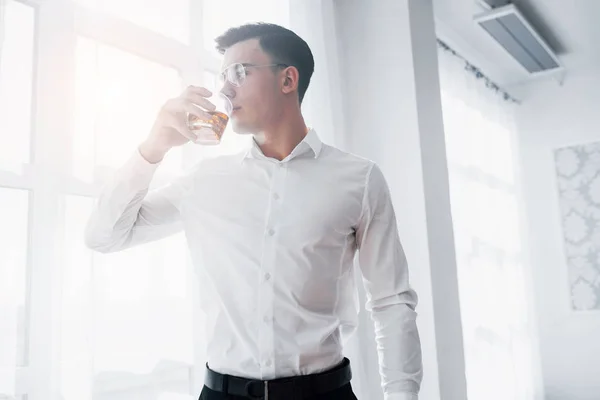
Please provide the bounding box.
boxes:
[85,129,423,400]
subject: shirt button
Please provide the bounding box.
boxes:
[263,315,270,323]
[267,229,275,236]
[264,273,271,281]
[265,359,272,367]
[273,193,280,200]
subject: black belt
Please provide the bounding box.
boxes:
[204,358,352,399]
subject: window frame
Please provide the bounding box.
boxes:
[0,0,250,398]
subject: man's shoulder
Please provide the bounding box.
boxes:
[320,143,377,176]
[321,143,375,167]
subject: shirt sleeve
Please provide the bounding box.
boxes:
[84,149,197,253]
[355,163,423,400]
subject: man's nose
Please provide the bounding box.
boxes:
[219,81,236,100]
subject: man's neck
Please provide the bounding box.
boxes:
[254,113,308,161]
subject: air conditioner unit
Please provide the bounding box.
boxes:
[474,3,564,78]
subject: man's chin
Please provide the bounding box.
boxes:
[231,121,255,135]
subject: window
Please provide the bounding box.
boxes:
[0,0,35,174]
[61,196,194,399]
[202,0,289,55]
[0,2,35,399]
[439,80,533,399]
[72,36,183,183]
[60,195,94,400]
[0,1,290,398]
[0,188,29,400]
[74,0,191,44]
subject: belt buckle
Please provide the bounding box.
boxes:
[244,380,268,400]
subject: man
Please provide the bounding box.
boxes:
[85,23,422,400]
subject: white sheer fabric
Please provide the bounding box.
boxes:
[437,45,543,400]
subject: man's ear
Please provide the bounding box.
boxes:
[281,66,299,95]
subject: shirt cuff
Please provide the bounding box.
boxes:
[384,393,418,400]
[133,147,162,170]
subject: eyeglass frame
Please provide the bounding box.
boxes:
[219,62,290,87]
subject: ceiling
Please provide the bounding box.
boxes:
[432,0,600,90]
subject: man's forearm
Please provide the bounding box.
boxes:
[84,149,161,252]
[369,298,423,399]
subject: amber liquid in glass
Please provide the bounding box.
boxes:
[188,111,229,145]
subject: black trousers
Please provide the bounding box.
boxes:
[198,382,358,400]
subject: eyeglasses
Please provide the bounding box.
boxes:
[219,62,288,87]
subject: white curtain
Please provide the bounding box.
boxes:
[437,44,544,400]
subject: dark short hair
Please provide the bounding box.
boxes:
[215,23,314,103]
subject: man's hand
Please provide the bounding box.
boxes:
[139,85,216,163]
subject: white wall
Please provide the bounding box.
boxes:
[515,72,600,400]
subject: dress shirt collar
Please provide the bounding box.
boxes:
[242,128,322,163]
